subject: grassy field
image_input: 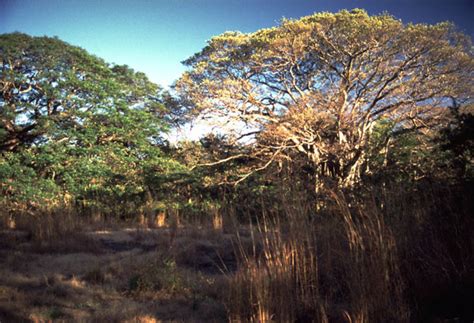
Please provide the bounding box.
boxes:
[0,219,239,322]
[1,182,473,322]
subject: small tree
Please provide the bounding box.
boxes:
[177,9,473,189]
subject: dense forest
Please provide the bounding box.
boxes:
[1,10,473,322]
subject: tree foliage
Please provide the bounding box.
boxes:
[177,9,474,188]
[0,33,166,151]
[0,33,184,215]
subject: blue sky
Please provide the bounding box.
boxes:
[1,0,473,88]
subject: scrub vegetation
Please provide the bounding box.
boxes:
[1,10,473,322]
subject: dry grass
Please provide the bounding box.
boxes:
[0,181,472,322]
[225,182,473,322]
[0,217,230,322]
[228,198,327,322]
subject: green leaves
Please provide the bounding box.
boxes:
[0,33,185,216]
[0,33,164,151]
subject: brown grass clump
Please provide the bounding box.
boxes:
[227,188,410,322]
[226,180,474,322]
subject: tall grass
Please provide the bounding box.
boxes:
[226,180,473,322]
[229,197,328,322]
[1,178,471,321]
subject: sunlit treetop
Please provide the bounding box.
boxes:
[177,9,474,186]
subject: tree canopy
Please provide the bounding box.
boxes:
[0,33,166,151]
[177,9,474,187]
[0,33,183,214]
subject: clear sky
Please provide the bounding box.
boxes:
[1,0,473,88]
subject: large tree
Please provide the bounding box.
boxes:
[176,9,474,188]
[0,32,166,152]
[0,33,182,214]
